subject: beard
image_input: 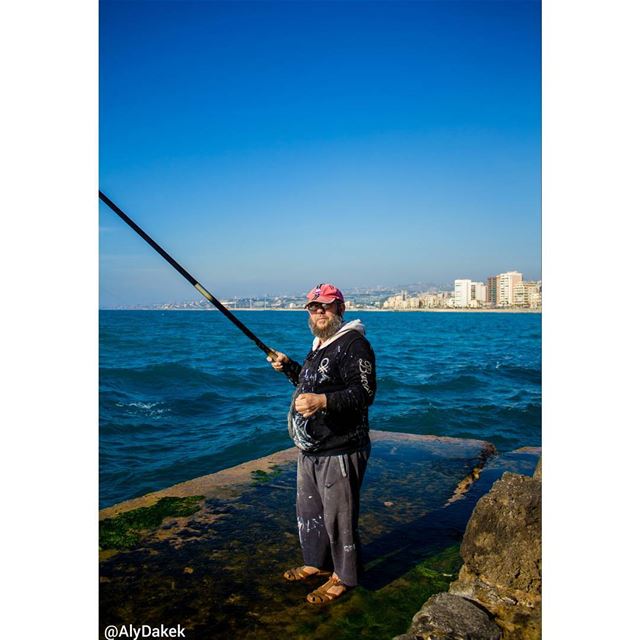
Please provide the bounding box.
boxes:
[308,314,343,340]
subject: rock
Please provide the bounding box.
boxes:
[533,457,541,481]
[452,472,541,596]
[449,467,541,639]
[394,592,502,640]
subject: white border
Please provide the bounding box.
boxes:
[2,1,97,638]
[4,0,639,637]
[544,0,639,637]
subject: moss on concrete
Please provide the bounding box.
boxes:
[250,465,282,485]
[291,545,463,640]
[99,496,204,550]
[100,436,530,638]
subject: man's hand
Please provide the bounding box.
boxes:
[267,350,290,372]
[295,393,327,418]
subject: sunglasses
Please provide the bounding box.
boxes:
[307,301,337,313]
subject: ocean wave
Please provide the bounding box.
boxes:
[100,363,227,395]
[378,373,486,393]
[168,392,238,418]
[113,400,170,417]
[493,363,541,383]
[100,310,541,506]
[100,420,166,436]
[115,400,163,409]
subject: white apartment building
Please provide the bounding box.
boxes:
[513,281,542,308]
[471,282,487,303]
[454,279,472,307]
[454,280,488,307]
[497,271,523,306]
[529,283,542,308]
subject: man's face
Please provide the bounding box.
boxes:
[307,301,343,340]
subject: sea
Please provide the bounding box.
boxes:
[99,310,541,508]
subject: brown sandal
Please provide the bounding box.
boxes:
[283,566,331,582]
[306,575,351,604]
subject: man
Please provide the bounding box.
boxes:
[268,283,376,604]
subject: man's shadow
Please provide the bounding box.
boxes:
[359,462,511,591]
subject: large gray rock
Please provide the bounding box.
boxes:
[393,592,502,640]
[449,469,541,639]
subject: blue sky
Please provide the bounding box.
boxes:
[99,0,540,306]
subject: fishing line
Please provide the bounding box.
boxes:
[99,191,298,385]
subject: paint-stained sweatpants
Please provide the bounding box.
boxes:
[296,444,371,587]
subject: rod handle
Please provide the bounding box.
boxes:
[267,349,299,386]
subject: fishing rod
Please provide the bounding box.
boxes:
[99,191,298,385]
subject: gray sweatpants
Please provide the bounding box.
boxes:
[296,444,371,587]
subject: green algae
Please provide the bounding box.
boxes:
[250,465,282,485]
[100,438,533,638]
[292,545,463,640]
[99,496,205,550]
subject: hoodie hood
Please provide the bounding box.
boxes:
[312,318,365,351]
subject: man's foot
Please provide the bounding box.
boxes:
[283,565,331,582]
[306,574,351,604]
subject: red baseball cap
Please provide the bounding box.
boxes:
[305,283,344,306]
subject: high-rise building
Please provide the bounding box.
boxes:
[497,271,523,306]
[487,276,497,305]
[454,279,472,307]
[471,282,487,303]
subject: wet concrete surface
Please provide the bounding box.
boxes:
[100,431,540,639]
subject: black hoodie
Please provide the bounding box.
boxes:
[286,320,376,455]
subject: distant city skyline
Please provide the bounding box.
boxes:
[100,0,541,307]
[100,270,541,310]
